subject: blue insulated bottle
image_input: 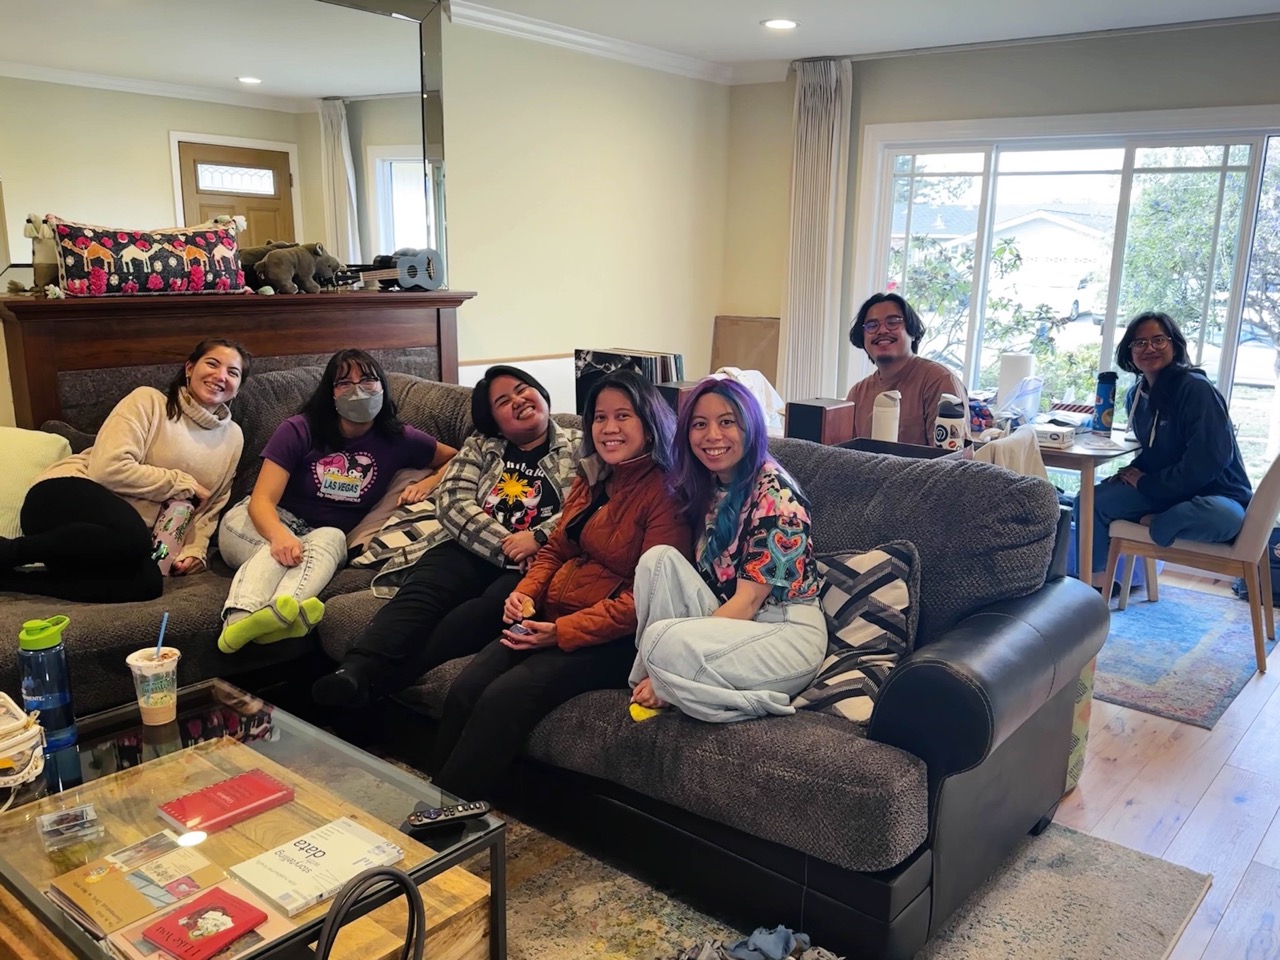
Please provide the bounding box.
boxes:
[1092,371,1118,435]
[19,616,77,752]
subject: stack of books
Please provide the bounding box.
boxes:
[574,348,684,415]
[38,769,406,960]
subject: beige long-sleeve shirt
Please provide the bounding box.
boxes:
[37,386,243,562]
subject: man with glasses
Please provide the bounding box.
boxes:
[846,293,969,447]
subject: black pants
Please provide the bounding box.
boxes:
[344,540,520,697]
[430,636,636,801]
[2,477,162,603]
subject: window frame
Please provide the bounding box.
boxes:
[364,143,437,256]
[848,105,1280,400]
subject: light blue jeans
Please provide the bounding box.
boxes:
[628,545,827,723]
[1078,481,1247,574]
[218,498,349,621]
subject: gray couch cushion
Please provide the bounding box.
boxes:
[767,438,1060,641]
[0,570,306,716]
[399,662,927,874]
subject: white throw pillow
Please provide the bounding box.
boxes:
[0,428,72,538]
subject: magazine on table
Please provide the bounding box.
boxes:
[229,817,403,917]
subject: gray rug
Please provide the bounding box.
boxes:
[456,817,1210,960]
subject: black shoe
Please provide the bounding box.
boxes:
[312,668,369,708]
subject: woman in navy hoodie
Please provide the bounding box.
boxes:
[1081,311,1253,589]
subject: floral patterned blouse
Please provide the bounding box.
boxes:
[696,461,822,605]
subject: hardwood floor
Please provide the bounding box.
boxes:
[1056,571,1280,960]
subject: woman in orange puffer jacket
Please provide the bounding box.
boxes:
[429,370,691,800]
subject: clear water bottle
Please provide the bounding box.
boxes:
[19,616,77,752]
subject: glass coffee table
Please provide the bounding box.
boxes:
[0,679,505,960]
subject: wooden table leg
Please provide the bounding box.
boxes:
[1077,463,1095,582]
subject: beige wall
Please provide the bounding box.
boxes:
[0,76,322,256]
[853,19,1280,126]
[345,96,424,257]
[441,22,729,378]
[0,75,327,426]
[720,79,794,320]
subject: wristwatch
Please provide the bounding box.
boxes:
[532,528,549,546]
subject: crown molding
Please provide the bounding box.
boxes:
[449,1,733,85]
[0,61,319,114]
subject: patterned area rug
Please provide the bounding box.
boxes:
[459,816,1207,960]
[1094,584,1274,728]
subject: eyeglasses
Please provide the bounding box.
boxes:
[333,376,382,396]
[863,315,905,334]
[1130,336,1171,352]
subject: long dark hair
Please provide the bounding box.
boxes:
[1116,311,1191,376]
[166,337,251,421]
[849,292,926,353]
[673,378,771,558]
[580,370,676,474]
[302,349,404,452]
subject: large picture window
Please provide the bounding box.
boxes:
[863,119,1279,485]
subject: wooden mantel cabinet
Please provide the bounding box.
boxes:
[0,289,474,429]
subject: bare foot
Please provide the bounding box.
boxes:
[631,677,668,709]
[1140,515,1155,527]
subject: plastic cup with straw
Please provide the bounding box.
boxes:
[127,611,181,725]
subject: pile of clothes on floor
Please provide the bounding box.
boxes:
[663,925,841,960]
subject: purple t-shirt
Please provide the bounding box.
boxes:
[260,415,438,534]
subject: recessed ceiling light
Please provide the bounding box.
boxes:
[237,77,262,85]
[761,18,798,30]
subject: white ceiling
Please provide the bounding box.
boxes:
[0,0,421,104]
[1,0,1278,105]
[458,0,1280,65]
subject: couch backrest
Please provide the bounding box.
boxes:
[229,368,584,503]
[768,438,1061,641]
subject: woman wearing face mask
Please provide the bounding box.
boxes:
[0,338,249,603]
[1078,311,1252,591]
[216,349,456,652]
[428,370,691,801]
[629,376,827,723]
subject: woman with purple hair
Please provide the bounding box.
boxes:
[627,376,826,723]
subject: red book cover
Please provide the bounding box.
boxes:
[157,770,294,834]
[140,887,268,960]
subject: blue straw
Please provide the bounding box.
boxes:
[154,612,169,659]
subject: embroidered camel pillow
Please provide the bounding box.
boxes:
[45,215,245,296]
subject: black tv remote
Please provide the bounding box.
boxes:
[403,801,491,834]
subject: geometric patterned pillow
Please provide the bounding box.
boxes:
[47,214,245,296]
[792,541,920,725]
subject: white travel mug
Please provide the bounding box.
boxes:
[871,390,902,442]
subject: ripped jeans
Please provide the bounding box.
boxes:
[217,498,348,621]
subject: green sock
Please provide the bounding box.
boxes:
[298,597,325,630]
[218,596,299,653]
[253,597,326,645]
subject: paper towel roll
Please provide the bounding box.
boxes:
[998,353,1035,408]
[871,390,902,442]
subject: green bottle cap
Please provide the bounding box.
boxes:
[19,616,70,651]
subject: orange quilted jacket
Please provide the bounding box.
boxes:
[515,454,692,650]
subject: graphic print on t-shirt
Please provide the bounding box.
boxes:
[484,472,543,531]
[314,451,377,502]
[482,444,562,533]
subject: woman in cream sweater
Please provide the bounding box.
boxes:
[0,338,249,603]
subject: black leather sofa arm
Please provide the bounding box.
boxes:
[867,577,1108,778]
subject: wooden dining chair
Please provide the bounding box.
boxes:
[1103,453,1280,674]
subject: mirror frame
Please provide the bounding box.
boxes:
[318,0,446,276]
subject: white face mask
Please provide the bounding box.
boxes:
[335,386,384,424]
